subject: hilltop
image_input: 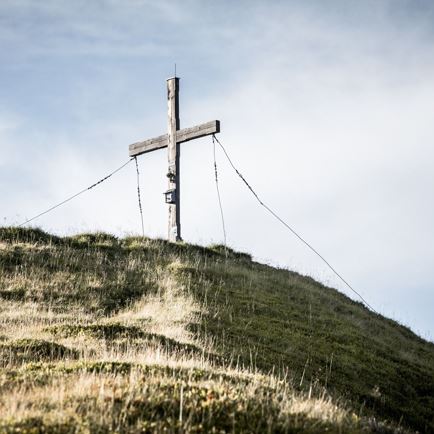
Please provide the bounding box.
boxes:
[0,227,433,433]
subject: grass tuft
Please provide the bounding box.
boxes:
[0,226,61,245]
[45,322,146,339]
[0,339,79,365]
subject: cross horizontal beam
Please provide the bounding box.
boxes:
[129,120,220,157]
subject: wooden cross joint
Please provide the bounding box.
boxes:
[129,120,220,157]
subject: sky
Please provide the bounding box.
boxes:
[1,0,434,340]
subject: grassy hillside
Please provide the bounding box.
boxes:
[0,227,433,433]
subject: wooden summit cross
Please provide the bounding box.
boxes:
[128,77,220,242]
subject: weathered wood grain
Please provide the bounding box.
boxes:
[129,134,167,156]
[176,120,220,143]
[129,120,220,157]
[167,77,181,242]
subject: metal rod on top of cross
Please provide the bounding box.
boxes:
[128,77,221,242]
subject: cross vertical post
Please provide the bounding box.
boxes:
[167,77,181,242]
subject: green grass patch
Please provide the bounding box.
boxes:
[46,322,147,339]
[0,339,79,365]
[0,227,61,245]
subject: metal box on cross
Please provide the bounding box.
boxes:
[164,188,176,205]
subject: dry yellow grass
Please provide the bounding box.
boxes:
[0,229,413,433]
